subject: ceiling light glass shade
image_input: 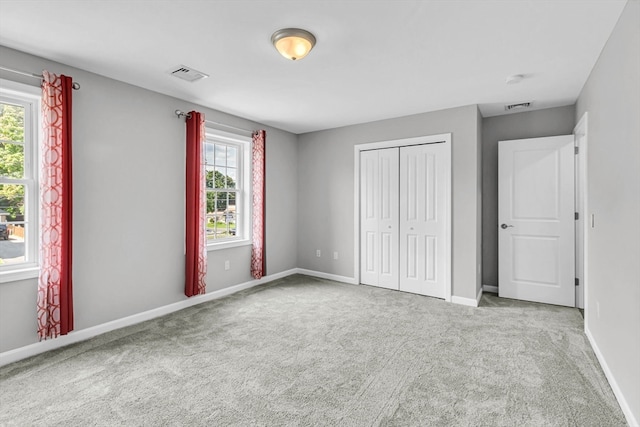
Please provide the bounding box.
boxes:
[271,28,316,61]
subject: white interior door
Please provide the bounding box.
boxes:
[399,143,449,298]
[498,135,575,307]
[360,148,399,289]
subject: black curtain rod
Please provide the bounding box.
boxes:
[0,65,81,90]
[174,110,254,134]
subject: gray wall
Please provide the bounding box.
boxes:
[0,46,298,353]
[575,0,640,422]
[481,105,576,287]
[297,105,482,300]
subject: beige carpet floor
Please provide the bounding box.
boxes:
[0,274,627,426]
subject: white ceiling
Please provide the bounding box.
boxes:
[0,0,627,134]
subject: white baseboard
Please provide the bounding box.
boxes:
[295,268,358,285]
[0,268,298,367]
[451,286,482,308]
[300,269,485,308]
[483,284,499,294]
[585,326,639,427]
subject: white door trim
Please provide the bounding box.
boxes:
[353,133,452,302]
[574,113,588,311]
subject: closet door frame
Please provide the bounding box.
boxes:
[354,133,452,302]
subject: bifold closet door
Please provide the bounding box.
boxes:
[360,148,399,289]
[399,143,448,298]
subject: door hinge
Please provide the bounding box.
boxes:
[575,212,579,220]
[575,146,579,155]
[575,278,579,286]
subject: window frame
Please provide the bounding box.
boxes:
[0,79,41,283]
[204,128,252,251]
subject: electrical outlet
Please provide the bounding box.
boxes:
[224,260,230,271]
[316,249,321,257]
[333,251,338,260]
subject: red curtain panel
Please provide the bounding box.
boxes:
[37,71,74,339]
[185,111,207,297]
[251,130,266,279]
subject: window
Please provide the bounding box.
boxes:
[0,80,40,280]
[204,129,251,249]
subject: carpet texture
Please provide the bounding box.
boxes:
[0,274,626,426]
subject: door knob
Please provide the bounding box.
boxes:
[501,224,514,229]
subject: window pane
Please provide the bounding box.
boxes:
[205,166,215,189]
[0,142,24,178]
[205,143,214,166]
[215,166,226,188]
[228,190,237,209]
[227,168,237,189]
[226,191,237,238]
[214,144,226,166]
[0,180,26,266]
[206,192,216,241]
[0,222,26,265]
[0,103,25,143]
[215,191,228,213]
[0,184,25,221]
[227,146,237,168]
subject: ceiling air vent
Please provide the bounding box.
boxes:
[169,65,209,83]
[505,102,531,111]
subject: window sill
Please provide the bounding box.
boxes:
[207,239,252,252]
[0,266,39,283]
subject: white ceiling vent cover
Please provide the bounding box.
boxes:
[169,65,209,82]
[505,102,532,111]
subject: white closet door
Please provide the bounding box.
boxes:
[360,148,399,289]
[399,143,448,298]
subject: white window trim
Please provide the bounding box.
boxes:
[0,79,41,283]
[204,128,252,252]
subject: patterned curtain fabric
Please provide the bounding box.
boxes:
[185,111,207,297]
[251,130,266,279]
[37,71,74,339]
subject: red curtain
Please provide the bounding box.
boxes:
[251,130,266,279]
[37,71,74,339]
[185,111,207,297]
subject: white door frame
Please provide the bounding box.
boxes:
[574,113,588,310]
[353,133,452,302]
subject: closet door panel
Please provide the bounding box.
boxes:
[360,150,379,286]
[377,148,399,289]
[400,143,447,298]
[360,148,399,289]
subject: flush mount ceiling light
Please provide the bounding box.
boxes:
[271,28,316,61]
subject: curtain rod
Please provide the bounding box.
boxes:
[175,110,254,134]
[0,65,81,90]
